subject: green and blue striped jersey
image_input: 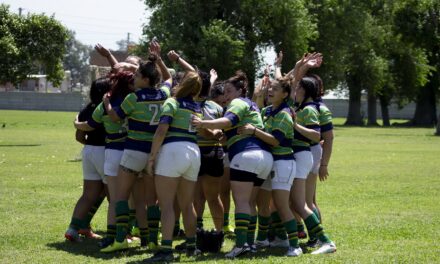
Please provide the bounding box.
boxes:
[292,102,320,151]
[116,83,171,152]
[159,96,202,144]
[261,102,294,160]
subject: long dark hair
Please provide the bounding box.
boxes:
[227,70,248,97]
[299,77,319,103]
[138,54,160,87]
[89,77,111,107]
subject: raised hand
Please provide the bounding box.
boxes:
[95,43,111,58]
[210,69,218,84]
[167,50,180,62]
[274,51,283,67]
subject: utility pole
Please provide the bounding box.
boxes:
[18,7,23,16]
[126,32,131,52]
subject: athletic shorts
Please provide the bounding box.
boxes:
[294,150,313,179]
[261,159,296,191]
[120,149,149,173]
[229,149,273,186]
[310,144,322,174]
[155,141,201,182]
[82,145,105,182]
[104,149,123,177]
[199,156,224,177]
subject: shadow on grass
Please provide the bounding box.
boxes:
[46,237,148,260]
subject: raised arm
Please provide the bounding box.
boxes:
[167,50,195,72]
[274,51,283,80]
[95,43,118,68]
[150,41,172,85]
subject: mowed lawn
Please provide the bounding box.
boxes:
[0,109,439,264]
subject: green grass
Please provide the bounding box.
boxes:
[1,110,440,263]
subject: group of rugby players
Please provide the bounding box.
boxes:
[64,40,336,262]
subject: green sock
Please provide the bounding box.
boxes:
[256,215,270,241]
[309,207,320,240]
[160,240,173,253]
[247,215,257,245]
[140,227,148,243]
[147,205,160,244]
[197,216,204,229]
[186,236,196,250]
[235,213,250,247]
[128,209,137,231]
[223,213,230,227]
[115,200,129,242]
[83,195,105,228]
[284,219,298,248]
[69,217,84,231]
[271,211,287,240]
[304,214,331,243]
[106,224,116,240]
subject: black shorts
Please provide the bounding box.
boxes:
[198,156,224,177]
[229,168,265,187]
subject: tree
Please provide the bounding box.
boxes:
[0,4,68,86]
[394,0,440,126]
[142,0,315,93]
[63,30,92,87]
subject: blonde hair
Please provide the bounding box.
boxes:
[175,71,202,98]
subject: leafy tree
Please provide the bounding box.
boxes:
[0,4,68,86]
[63,30,92,87]
[142,0,315,92]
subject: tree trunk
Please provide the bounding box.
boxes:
[345,74,364,126]
[367,88,379,126]
[412,79,438,127]
[436,113,440,135]
[379,95,390,127]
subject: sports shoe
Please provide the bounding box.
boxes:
[298,230,307,239]
[254,239,270,248]
[306,238,321,248]
[186,247,202,257]
[225,244,250,258]
[269,237,289,248]
[223,224,234,234]
[175,241,186,251]
[146,250,174,262]
[249,244,257,253]
[100,240,129,253]
[148,241,158,250]
[173,228,185,238]
[311,241,336,255]
[65,228,82,242]
[98,237,114,248]
[79,228,102,239]
[286,246,303,257]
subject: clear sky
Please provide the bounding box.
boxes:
[3,0,275,63]
[3,0,148,51]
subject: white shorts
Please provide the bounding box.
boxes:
[223,152,230,168]
[261,159,296,191]
[310,144,322,174]
[82,145,105,182]
[104,149,123,177]
[155,142,201,182]
[229,149,273,181]
[120,149,149,173]
[294,151,313,179]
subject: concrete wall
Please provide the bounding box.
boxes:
[0,92,85,112]
[0,92,432,119]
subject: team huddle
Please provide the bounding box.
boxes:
[65,40,336,262]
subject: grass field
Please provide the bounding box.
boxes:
[0,110,439,263]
